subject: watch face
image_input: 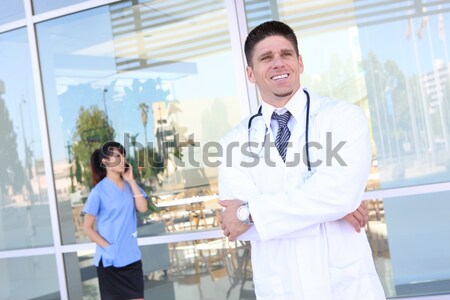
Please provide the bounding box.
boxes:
[237,205,250,221]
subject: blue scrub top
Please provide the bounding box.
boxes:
[83,177,148,267]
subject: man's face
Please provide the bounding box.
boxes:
[246,35,304,106]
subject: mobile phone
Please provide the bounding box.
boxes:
[125,162,130,171]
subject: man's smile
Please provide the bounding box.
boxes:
[271,73,289,80]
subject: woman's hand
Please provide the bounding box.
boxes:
[122,162,134,183]
[102,244,116,267]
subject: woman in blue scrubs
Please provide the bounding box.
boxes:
[83,141,149,300]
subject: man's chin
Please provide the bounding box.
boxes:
[274,90,293,98]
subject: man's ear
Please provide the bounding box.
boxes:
[298,54,304,74]
[246,65,256,83]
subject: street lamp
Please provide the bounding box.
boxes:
[66,141,75,193]
[102,88,109,123]
[19,96,29,176]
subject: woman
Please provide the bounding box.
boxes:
[83,141,148,300]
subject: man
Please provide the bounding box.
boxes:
[218,20,385,300]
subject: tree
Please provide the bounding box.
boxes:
[122,77,170,145]
[72,106,115,188]
[135,147,164,190]
[75,157,82,185]
[0,86,26,195]
[362,52,428,161]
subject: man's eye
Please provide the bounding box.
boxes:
[261,56,270,61]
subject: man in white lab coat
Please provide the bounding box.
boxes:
[218,21,386,300]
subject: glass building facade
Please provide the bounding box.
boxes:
[0,0,449,299]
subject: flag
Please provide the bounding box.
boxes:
[417,5,428,39]
[438,13,445,40]
[406,6,412,40]
[406,18,411,40]
[417,15,428,39]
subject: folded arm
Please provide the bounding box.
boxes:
[219,105,371,241]
[249,105,372,241]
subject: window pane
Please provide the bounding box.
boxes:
[244,0,450,190]
[364,197,393,297]
[70,238,254,299]
[0,0,25,26]
[0,28,53,250]
[36,0,240,245]
[243,1,450,298]
[32,0,87,14]
[0,255,59,299]
[365,191,450,298]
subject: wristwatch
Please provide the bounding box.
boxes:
[237,202,253,224]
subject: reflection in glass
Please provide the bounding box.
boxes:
[360,9,450,189]
[72,238,254,300]
[364,198,393,297]
[0,0,25,26]
[36,0,239,244]
[244,0,450,190]
[0,255,59,299]
[0,28,52,251]
[32,0,87,15]
[243,1,450,298]
[366,191,450,298]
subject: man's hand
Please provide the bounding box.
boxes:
[219,199,251,241]
[342,201,368,233]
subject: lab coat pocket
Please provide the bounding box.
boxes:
[253,276,287,300]
[329,259,363,300]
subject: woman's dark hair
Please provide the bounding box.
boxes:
[90,141,126,186]
[244,20,299,67]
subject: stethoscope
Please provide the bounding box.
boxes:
[247,89,311,172]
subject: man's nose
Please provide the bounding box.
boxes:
[272,55,284,68]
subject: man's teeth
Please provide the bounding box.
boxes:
[272,74,288,80]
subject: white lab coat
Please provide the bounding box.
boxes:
[219,89,386,300]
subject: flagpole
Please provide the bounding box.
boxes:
[363,30,387,161]
[442,28,450,65]
[404,3,421,164]
[438,9,450,151]
[439,8,450,67]
[410,7,435,167]
[426,11,449,152]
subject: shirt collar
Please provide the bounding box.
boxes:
[260,88,307,128]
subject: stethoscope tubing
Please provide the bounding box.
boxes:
[247,89,311,171]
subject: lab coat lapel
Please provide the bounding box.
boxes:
[249,116,285,167]
[247,119,285,192]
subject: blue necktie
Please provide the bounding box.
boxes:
[272,111,291,162]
